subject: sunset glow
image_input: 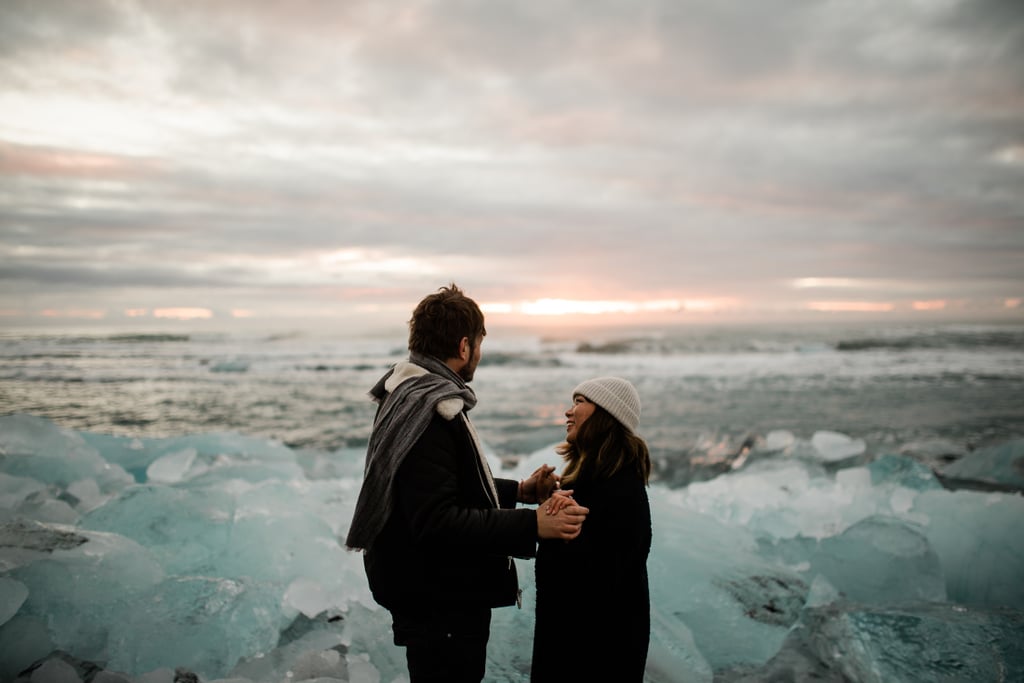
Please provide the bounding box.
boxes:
[153,308,213,320]
[39,309,106,319]
[518,299,681,316]
[792,278,861,289]
[807,302,896,313]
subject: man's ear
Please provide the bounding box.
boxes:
[457,336,471,361]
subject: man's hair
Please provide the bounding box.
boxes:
[557,404,651,487]
[408,283,486,360]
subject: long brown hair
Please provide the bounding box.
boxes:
[557,403,651,487]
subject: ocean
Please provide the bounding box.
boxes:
[2,320,1022,480]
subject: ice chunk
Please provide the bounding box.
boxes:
[912,488,1024,607]
[679,460,863,539]
[0,614,54,681]
[0,472,46,510]
[66,478,106,513]
[82,484,233,575]
[866,454,942,491]
[806,515,946,604]
[105,576,285,679]
[3,519,165,664]
[0,576,28,626]
[80,430,300,485]
[83,478,369,614]
[184,457,304,486]
[810,431,865,462]
[647,609,713,683]
[763,430,795,452]
[78,433,158,483]
[11,493,79,525]
[27,657,81,683]
[801,601,1024,681]
[803,575,841,609]
[0,415,133,492]
[229,612,347,682]
[146,448,199,484]
[93,671,133,683]
[289,647,348,681]
[939,439,1024,491]
[647,492,808,671]
[741,600,1024,682]
[898,438,968,462]
[337,603,406,683]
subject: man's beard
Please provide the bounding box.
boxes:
[459,344,478,382]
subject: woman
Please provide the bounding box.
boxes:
[531,376,653,682]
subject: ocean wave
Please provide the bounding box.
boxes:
[479,352,563,368]
[105,333,192,343]
[836,329,1024,352]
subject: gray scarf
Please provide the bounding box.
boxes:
[345,352,478,551]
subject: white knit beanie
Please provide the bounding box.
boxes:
[572,376,641,433]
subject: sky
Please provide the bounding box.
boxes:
[1,0,1023,335]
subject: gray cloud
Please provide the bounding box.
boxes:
[1,0,1022,327]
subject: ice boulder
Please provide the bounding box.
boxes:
[0,518,165,675]
[104,575,285,679]
[0,576,27,626]
[911,488,1024,608]
[647,492,809,672]
[762,430,796,452]
[810,431,866,463]
[79,430,301,485]
[938,439,1024,491]
[801,515,946,604]
[866,454,942,491]
[81,483,234,575]
[0,414,133,492]
[771,600,1024,682]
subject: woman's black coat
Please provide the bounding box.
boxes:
[531,465,652,682]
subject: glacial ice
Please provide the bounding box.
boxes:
[938,438,1024,490]
[0,576,28,625]
[0,414,133,491]
[1,415,1022,682]
[810,430,867,462]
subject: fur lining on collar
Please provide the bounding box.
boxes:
[385,361,464,420]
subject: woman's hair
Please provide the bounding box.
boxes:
[557,403,651,486]
[408,283,486,360]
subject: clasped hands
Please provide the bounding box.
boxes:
[520,464,588,541]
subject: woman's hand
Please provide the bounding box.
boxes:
[543,489,576,515]
[518,464,561,504]
[536,495,588,540]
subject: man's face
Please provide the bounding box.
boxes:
[459,333,484,382]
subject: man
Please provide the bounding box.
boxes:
[346,283,588,683]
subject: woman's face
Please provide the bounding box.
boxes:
[565,394,595,442]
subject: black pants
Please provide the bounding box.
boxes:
[392,608,492,683]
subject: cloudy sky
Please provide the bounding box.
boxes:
[2,0,1022,334]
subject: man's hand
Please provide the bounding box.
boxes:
[536,500,588,540]
[518,464,561,504]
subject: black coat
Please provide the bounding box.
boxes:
[531,466,652,682]
[364,411,538,613]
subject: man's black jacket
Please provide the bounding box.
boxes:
[364,410,538,613]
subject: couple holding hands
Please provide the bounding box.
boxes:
[347,284,652,682]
